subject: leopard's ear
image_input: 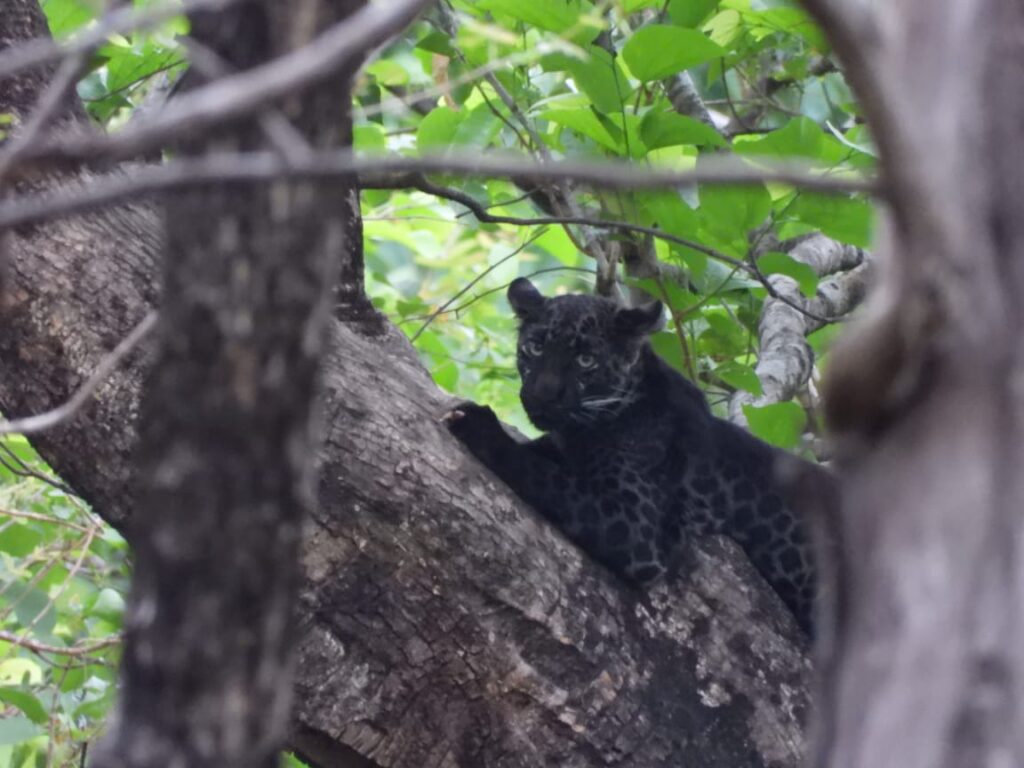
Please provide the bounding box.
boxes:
[614,301,664,337]
[508,278,546,321]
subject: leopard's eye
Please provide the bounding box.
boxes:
[523,341,544,357]
[576,353,596,369]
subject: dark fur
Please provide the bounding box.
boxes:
[447,279,821,633]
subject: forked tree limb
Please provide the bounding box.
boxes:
[730,235,868,425]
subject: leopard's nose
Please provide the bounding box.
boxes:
[533,371,565,402]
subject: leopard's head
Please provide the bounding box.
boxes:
[508,278,663,431]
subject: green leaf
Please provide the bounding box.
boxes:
[75,72,106,102]
[476,0,598,35]
[638,190,700,236]
[11,585,56,637]
[0,689,48,725]
[58,665,89,693]
[630,278,696,314]
[353,124,387,152]
[104,43,180,94]
[415,30,456,57]
[649,332,688,375]
[365,59,409,87]
[0,716,40,746]
[542,48,625,115]
[743,401,807,449]
[743,7,827,51]
[790,193,873,248]
[699,180,771,239]
[86,587,125,624]
[808,323,842,357]
[0,524,43,558]
[733,116,823,159]
[640,111,726,150]
[0,660,42,686]
[699,312,748,357]
[621,26,726,82]
[41,0,97,38]
[703,8,744,48]
[532,227,579,266]
[715,361,762,396]
[431,360,459,392]
[417,107,462,151]
[757,251,819,298]
[667,0,720,27]
[540,108,622,152]
[452,104,501,147]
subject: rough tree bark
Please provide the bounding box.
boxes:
[730,234,868,427]
[796,0,1024,767]
[84,2,365,767]
[0,2,811,767]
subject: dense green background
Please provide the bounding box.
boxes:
[0,0,873,764]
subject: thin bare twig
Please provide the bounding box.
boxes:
[0,443,77,496]
[358,44,573,121]
[0,150,878,231]
[15,526,98,645]
[411,230,546,342]
[0,629,120,657]
[399,266,598,326]
[0,507,92,535]
[478,68,613,281]
[0,312,156,436]
[396,174,752,273]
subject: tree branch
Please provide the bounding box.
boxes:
[0,629,120,657]
[729,233,868,425]
[0,150,878,231]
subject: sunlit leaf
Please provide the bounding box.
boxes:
[640,111,727,150]
[0,688,48,725]
[41,0,98,38]
[667,0,720,28]
[542,48,626,115]
[0,717,40,746]
[540,108,623,152]
[621,26,726,82]
[757,251,819,298]
[791,193,873,248]
[715,361,763,395]
[417,106,462,150]
[477,0,599,36]
[699,180,772,240]
[743,401,807,449]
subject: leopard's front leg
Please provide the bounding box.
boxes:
[443,401,568,514]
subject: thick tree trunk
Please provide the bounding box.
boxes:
[0,2,811,766]
[82,2,365,767]
[799,1,1024,767]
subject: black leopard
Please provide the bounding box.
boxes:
[445,278,828,634]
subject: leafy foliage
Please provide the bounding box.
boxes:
[357,0,875,441]
[0,436,126,767]
[5,0,877,760]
